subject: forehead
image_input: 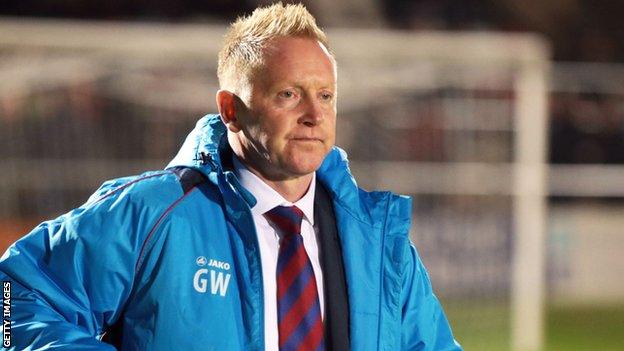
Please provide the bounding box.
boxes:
[253,36,336,87]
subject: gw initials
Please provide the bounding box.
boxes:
[193,257,231,296]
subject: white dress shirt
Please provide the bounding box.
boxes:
[232,157,324,351]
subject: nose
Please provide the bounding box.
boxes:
[299,95,324,127]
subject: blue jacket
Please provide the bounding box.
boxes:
[0,114,461,350]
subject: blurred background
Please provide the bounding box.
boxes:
[1,1,623,350]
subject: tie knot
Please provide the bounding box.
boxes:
[264,205,304,237]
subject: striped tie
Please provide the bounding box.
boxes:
[265,205,325,351]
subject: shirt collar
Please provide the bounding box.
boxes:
[233,155,316,225]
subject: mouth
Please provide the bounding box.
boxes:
[291,137,323,143]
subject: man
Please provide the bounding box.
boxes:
[0,3,461,350]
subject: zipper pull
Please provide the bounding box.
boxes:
[194,152,213,166]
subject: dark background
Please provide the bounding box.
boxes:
[2,0,624,62]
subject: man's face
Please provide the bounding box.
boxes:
[233,36,337,180]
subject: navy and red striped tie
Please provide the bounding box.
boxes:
[265,205,325,351]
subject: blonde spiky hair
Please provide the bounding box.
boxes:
[217,2,332,93]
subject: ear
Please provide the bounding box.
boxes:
[216,89,241,132]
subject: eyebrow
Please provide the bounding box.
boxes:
[286,79,336,91]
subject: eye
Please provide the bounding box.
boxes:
[278,90,296,99]
[320,92,333,101]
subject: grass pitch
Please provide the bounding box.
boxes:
[446,302,624,350]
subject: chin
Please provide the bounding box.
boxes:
[287,164,320,177]
[285,157,324,176]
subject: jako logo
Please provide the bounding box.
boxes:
[196,256,207,266]
[193,257,231,296]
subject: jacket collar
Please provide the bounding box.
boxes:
[167,114,227,175]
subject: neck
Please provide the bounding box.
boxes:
[245,166,313,203]
[229,138,314,202]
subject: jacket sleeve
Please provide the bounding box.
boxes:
[0,177,162,350]
[400,242,463,350]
